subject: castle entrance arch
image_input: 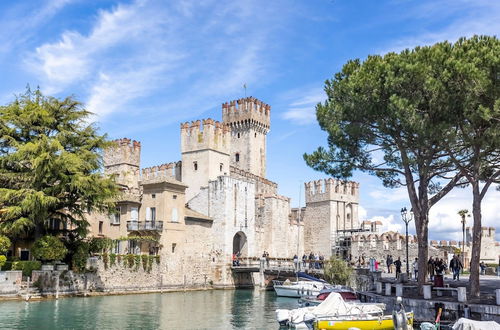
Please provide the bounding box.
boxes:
[232,231,248,257]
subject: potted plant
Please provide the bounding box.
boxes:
[32,235,68,271]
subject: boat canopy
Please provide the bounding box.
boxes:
[297,272,327,283]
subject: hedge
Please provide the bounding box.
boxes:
[2,261,42,277]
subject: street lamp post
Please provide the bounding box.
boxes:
[458,209,470,270]
[401,207,413,279]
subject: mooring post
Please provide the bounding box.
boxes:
[385,283,392,296]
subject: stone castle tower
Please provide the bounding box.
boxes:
[222,97,270,178]
[103,138,141,194]
[180,119,231,200]
[303,179,360,257]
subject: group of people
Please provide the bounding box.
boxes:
[385,255,404,278]
[292,252,325,270]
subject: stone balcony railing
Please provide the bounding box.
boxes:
[127,221,163,231]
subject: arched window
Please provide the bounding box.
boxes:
[235,153,240,162]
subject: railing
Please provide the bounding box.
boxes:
[127,221,139,231]
[127,221,163,231]
[141,221,163,231]
[232,257,325,273]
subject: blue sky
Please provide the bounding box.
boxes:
[1,0,499,240]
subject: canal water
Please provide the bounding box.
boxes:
[0,289,299,329]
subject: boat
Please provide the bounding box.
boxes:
[276,291,389,329]
[273,272,331,298]
[314,313,414,330]
[298,287,358,307]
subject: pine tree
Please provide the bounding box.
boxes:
[0,87,118,238]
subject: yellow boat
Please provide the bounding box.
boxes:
[314,312,414,330]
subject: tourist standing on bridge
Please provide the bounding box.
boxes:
[319,254,324,269]
[413,258,418,280]
[386,255,393,273]
[293,254,299,271]
[394,257,402,279]
[302,254,307,268]
[308,252,314,269]
[449,255,463,281]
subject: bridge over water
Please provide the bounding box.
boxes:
[230,257,325,287]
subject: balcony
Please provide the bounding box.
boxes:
[141,221,163,231]
[127,221,163,231]
[127,221,139,231]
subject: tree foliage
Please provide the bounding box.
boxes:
[304,36,499,289]
[0,235,11,254]
[323,257,352,285]
[31,235,68,262]
[0,88,119,237]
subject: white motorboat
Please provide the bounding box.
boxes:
[276,291,386,329]
[273,279,327,298]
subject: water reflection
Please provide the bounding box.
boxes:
[0,289,301,329]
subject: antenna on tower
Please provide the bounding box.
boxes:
[243,83,247,97]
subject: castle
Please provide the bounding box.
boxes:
[87,97,361,286]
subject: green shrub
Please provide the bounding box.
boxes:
[134,255,141,271]
[0,255,6,270]
[155,255,160,264]
[89,237,113,254]
[110,253,116,267]
[141,255,148,271]
[71,242,90,272]
[323,257,352,286]
[32,236,68,262]
[0,235,11,254]
[148,256,154,272]
[125,254,135,268]
[117,254,122,265]
[11,261,42,277]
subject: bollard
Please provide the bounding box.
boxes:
[457,287,467,302]
[376,281,383,294]
[423,285,432,300]
[385,283,392,296]
[496,289,500,306]
[396,283,403,297]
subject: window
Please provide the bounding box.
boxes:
[152,193,156,199]
[146,207,156,221]
[235,153,240,162]
[237,133,240,138]
[110,206,121,224]
[130,207,138,222]
[114,241,121,254]
[129,240,139,254]
[220,163,223,172]
[172,243,177,253]
[172,195,177,199]
[171,208,178,222]
[99,221,103,234]
[193,161,198,171]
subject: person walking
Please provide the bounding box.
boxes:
[449,255,463,281]
[386,255,391,273]
[394,257,402,280]
[427,257,435,281]
[302,254,307,269]
[480,261,486,275]
[413,258,418,280]
[293,254,299,271]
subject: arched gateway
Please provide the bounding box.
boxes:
[232,231,248,257]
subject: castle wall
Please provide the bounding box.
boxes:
[104,138,141,193]
[188,176,256,260]
[229,165,277,195]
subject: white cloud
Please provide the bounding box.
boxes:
[281,87,326,125]
[24,0,287,121]
[379,1,500,54]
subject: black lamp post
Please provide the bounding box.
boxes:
[401,207,413,278]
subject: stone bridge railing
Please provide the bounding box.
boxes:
[231,257,325,274]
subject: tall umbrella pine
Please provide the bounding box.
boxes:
[304,41,467,290]
[0,88,119,238]
[445,36,500,298]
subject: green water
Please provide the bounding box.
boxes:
[0,289,299,329]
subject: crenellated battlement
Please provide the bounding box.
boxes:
[180,118,231,154]
[104,138,141,168]
[141,161,182,182]
[222,96,270,133]
[304,178,359,204]
[229,165,277,195]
